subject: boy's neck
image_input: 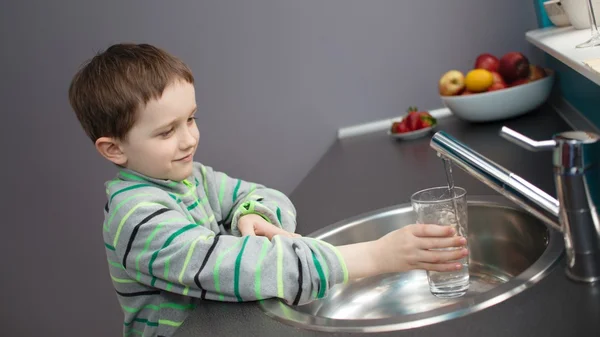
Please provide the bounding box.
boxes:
[117,168,194,194]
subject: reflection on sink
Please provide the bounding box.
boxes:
[259,196,564,332]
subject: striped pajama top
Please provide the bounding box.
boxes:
[102,162,348,337]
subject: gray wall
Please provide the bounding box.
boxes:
[0,1,539,336]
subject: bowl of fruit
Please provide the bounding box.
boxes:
[388,106,437,140]
[438,52,554,123]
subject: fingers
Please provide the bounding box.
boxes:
[418,236,466,250]
[238,214,301,239]
[239,227,256,236]
[410,224,456,238]
[238,222,257,237]
[260,226,296,240]
[418,248,468,264]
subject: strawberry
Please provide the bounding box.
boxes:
[398,122,409,133]
[405,106,421,131]
[391,120,410,133]
[417,112,436,129]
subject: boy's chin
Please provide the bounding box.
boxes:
[168,167,193,182]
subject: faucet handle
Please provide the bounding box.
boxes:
[499,127,556,151]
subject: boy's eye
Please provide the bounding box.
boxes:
[187,116,197,123]
[160,128,174,137]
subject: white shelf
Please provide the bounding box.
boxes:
[526,26,600,86]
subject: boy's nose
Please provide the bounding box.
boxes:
[180,128,197,149]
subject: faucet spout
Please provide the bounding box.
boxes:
[430,127,600,283]
[430,131,562,232]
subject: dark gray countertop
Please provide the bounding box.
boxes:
[177,106,600,337]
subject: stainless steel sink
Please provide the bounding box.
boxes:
[259,196,564,332]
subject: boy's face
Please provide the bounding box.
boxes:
[116,80,199,181]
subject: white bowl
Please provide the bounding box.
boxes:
[561,0,600,29]
[440,70,555,123]
[543,0,571,27]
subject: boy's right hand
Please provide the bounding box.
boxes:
[373,224,468,274]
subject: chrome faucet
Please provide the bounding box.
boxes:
[431,127,600,283]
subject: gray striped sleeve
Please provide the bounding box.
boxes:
[194,163,298,236]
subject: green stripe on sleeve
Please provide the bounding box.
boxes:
[124,318,183,328]
[104,194,154,231]
[108,259,125,269]
[232,179,241,202]
[158,319,183,327]
[122,302,195,314]
[112,201,171,246]
[111,274,137,284]
[213,239,244,301]
[165,239,195,291]
[179,235,213,295]
[314,239,349,284]
[276,207,282,224]
[106,179,121,189]
[308,241,329,281]
[233,236,251,302]
[274,236,284,298]
[136,224,165,281]
[311,251,326,298]
[130,217,188,281]
[149,224,197,286]
[254,238,270,300]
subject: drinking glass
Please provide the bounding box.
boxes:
[411,186,470,298]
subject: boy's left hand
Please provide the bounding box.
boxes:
[238,214,301,240]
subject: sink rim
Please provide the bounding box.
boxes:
[258,195,565,333]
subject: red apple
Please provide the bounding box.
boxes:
[438,70,465,96]
[461,90,475,96]
[489,82,507,91]
[498,52,530,83]
[528,65,547,81]
[486,71,506,91]
[510,78,530,87]
[491,71,506,85]
[474,53,500,72]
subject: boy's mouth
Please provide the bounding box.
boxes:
[175,153,193,162]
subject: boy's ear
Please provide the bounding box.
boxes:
[95,137,127,166]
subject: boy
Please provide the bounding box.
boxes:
[68,43,468,337]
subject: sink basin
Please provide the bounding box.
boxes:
[259,196,564,332]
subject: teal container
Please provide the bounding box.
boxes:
[533,0,554,28]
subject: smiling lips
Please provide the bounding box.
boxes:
[175,153,193,162]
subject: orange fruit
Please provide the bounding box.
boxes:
[464,69,494,92]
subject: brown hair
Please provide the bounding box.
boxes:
[68,43,194,142]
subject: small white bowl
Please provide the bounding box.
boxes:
[544,0,571,27]
[439,70,555,123]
